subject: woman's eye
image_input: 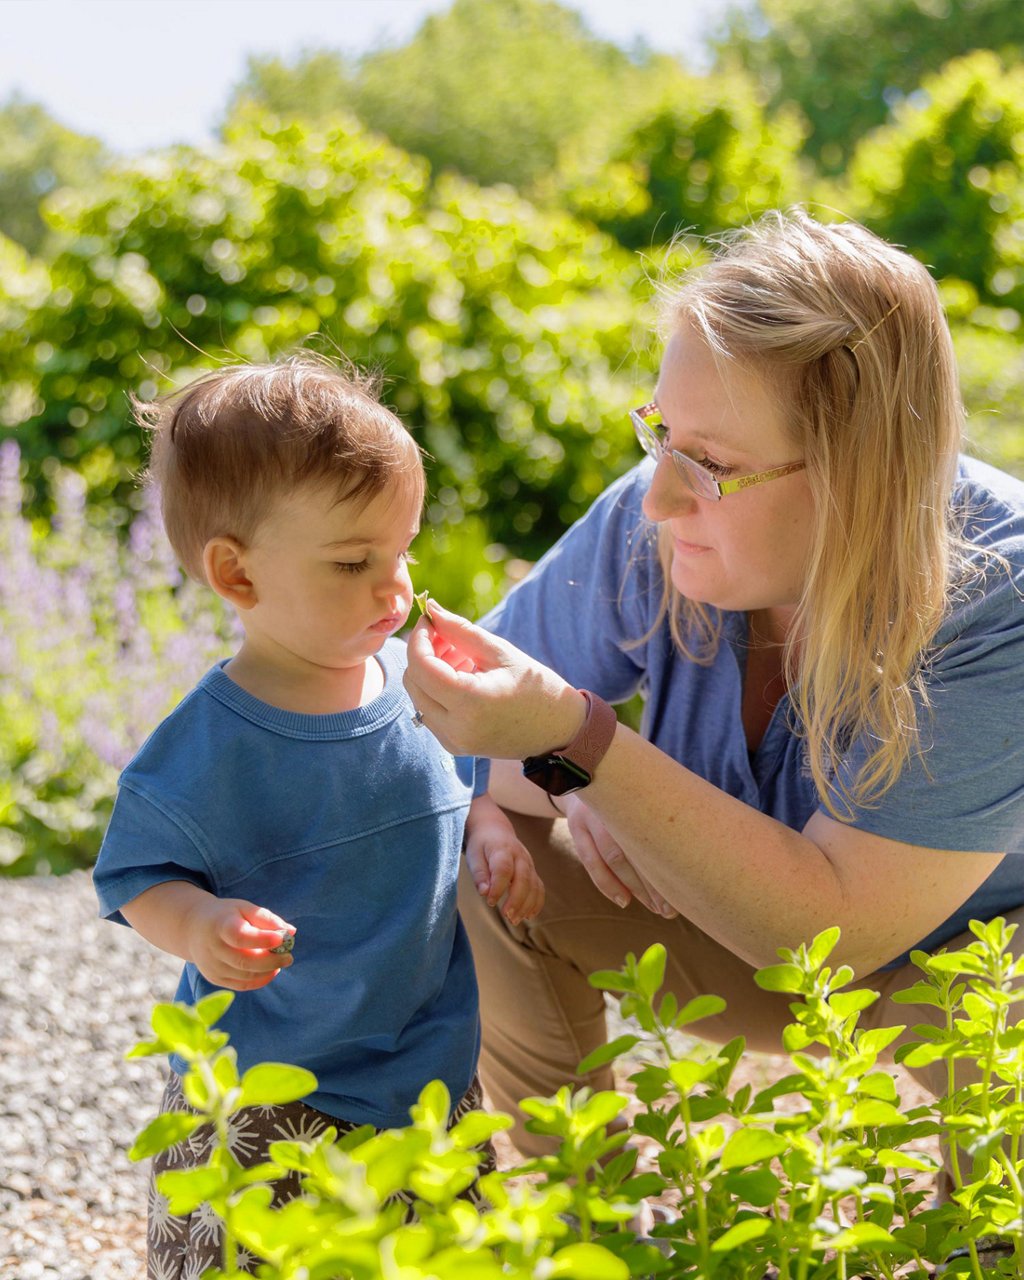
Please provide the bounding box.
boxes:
[334,560,370,575]
[698,455,734,478]
[402,550,419,565]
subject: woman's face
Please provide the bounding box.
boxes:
[641,325,815,620]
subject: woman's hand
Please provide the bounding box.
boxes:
[404,601,586,759]
[562,794,678,919]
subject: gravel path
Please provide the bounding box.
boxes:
[2,871,180,1280]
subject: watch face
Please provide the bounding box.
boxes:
[522,754,591,796]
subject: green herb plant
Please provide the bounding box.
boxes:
[129,919,1024,1278]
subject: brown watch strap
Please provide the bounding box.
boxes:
[558,689,617,779]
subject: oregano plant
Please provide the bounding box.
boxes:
[128,920,1024,1278]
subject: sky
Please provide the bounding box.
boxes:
[0,0,737,155]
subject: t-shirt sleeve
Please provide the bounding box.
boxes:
[825,565,1024,854]
[93,781,215,926]
[481,464,661,703]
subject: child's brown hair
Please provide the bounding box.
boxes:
[137,353,424,581]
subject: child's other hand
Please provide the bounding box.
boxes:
[185,897,296,991]
[465,829,545,927]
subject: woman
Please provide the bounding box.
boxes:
[404,209,1024,1156]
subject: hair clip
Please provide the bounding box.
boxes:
[848,300,902,350]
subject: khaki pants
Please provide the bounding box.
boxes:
[458,813,1024,1159]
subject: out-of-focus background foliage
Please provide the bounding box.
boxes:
[3,0,1024,875]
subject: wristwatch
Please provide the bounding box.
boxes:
[522,690,617,797]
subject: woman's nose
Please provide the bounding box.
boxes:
[641,455,697,523]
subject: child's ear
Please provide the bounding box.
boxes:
[203,537,257,609]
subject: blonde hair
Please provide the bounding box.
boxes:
[138,353,424,582]
[654,209,966,817]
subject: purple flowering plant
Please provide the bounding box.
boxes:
[0,440,240,876]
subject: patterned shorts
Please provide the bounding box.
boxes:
[147,1070,496,1280]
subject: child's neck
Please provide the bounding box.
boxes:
[224,648,384,715]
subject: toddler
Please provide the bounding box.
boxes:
[93,354,542,1278]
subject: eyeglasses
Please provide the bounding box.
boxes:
[630,402,806,501]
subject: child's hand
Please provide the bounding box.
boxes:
[465,822,545,927]
[184,896,296,991]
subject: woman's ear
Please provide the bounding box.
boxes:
[203,537,257,609]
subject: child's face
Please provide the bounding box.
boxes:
[237,478,421,673]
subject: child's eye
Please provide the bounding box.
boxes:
[402,551,418,565]
[334,560,370,574]
[697,454,734,478]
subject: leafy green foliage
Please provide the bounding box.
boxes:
[553,66,807,249]
[0,232,49,433]
[225,48,354,125]
[227,0,656,192]
[0,96,106,254]
[5,108,649,563]
[128,923,1024,1276]
[718,0,1024,173]
[0,442,238,876]
[841,51,1024,314]
[6,1,1024,886]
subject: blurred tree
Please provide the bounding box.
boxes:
[840,51,1024,313]
[551,65,807,249]
[354,0,647,188]
[2,110,651,597]
[0,233,49,432]
[222,0,662,191]
[938,279,1024,476]
[718,0,1024,173]
[0,97,106,253]
[225,48,354,122]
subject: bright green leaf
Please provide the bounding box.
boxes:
[710,1216,772,1251]
[829,988,878,1019]
[577,1034,641,1075]
[548,1243,629,1279]
[719,1128,788,1170]
[723,1168,783,1205]
[635,944,667,1000]
[807,927,841,968]
[239,1063,317,1109]
[129,1111,203,1161]
[674,993,727,1029]
[194,990,234,1027]
[754,963,804,993]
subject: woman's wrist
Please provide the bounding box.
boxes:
[546,685,589,753]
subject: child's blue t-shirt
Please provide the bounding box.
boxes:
[482,456,1024,970]
[93,639,480,1127]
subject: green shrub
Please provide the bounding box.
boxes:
[841,51,1024,315]
[131,921,1024,1277]
[3,108,650,561]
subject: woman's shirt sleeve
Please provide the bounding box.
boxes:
[827,469,1024,856]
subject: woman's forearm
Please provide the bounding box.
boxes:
[403,608,995,976]
[583,725,859,971]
